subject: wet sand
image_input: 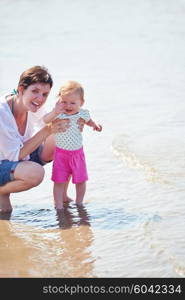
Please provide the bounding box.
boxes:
[0,218,95,278]
[0,220,37,277]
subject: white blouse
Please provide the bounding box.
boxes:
[0,96,46,162]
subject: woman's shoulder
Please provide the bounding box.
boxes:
[0,99,12,128]
[0,96,9,113]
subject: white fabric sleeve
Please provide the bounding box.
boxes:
[79,109,91,121]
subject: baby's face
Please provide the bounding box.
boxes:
[59,91,84,115]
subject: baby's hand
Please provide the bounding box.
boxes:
[93,123,102,132]
[86,119,103,132]
[53,100,65,115]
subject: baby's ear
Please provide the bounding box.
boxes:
[81,99,85,106]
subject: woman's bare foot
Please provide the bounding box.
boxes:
[0,194,12,213]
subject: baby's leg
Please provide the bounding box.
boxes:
[75,182,86,205]
[63,176,73,203]
[53,182,67,210]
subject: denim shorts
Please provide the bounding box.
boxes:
[0,146,48,185]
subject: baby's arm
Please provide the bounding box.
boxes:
[43,100,65,124]
[43,110,57,124]
[86,119,102,131]
[79,109,102,132]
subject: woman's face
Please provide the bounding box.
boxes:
[19,83,51,112]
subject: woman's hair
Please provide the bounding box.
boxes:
[17,65,53,89]
[58,80,84,101]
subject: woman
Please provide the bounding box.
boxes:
[0,65,69,213]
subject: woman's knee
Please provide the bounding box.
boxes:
[14,161,45,187]
[29,166,45,187]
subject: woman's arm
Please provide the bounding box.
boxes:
[19,119,66,160]
[0,102,68,161]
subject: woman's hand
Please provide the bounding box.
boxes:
[48,118,70,134]
[77,118,85,132]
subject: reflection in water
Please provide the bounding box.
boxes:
[0,211,12,221]
[56,204,91,229]
[53,205,95,277]
[0,204,95,277]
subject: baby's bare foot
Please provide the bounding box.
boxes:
[76,201,83,207]
[55,206,64,211]
[54,199,64,210]
[63,196,73,203]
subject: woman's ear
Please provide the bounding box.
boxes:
[17,85,24,95]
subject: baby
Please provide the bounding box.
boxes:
[43,80,102,209]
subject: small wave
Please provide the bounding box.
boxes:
[85,203,162,231]
[112,134,170,184]
[143,215,185,277]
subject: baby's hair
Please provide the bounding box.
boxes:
[58,80,84,101]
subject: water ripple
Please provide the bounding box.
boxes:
[3,202,162,232]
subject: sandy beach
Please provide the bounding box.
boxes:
[0,220,36,277]
[0,216,95,278]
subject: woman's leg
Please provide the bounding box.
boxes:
[0,194,11,213]
[75,182,86,205]
[40,135,56,162]
[0,161,45,212]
